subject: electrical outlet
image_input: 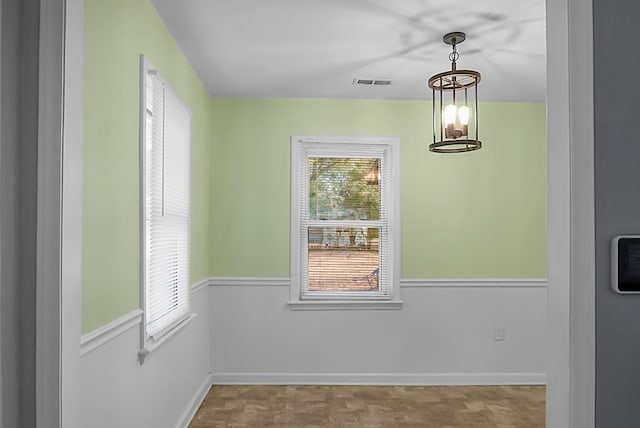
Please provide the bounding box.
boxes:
[494,327,506,341]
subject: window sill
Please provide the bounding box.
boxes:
[138,312,197,364]
[288,300,403,311]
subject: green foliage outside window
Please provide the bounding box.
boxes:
[309,157,380,221]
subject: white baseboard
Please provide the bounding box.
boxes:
[210,372,546,386]
[176,372,213,428]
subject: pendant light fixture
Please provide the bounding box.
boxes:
[364,159,380,185]
[428,32,481,153]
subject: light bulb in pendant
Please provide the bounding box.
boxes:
[458,106,470,125]
[443,104,457,126]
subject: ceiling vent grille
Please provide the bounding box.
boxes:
[353,78,393,86]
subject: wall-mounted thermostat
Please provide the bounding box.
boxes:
[612,235,640,294]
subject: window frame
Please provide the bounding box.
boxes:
[289,136,402,310]
[138,56,193,362]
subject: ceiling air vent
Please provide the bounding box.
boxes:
[353,78,393,86]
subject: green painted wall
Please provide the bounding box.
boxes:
[82,0,546,333]
[209,99,546,279]
[82,0,211,333]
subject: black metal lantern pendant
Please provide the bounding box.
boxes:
[428,32,481,153]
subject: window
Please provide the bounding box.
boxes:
[290,136,401,309]
[139,57,192,357]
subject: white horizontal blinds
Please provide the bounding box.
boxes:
[144,68,191,340]
[300,143,390,298]
[377,154,391,297]
[299,153,311,294]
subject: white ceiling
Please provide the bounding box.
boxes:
[150,0,546,102]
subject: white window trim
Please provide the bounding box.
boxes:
[138,55,193,363]
[289,136,402,310]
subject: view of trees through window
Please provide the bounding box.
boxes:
[307,157,381,292]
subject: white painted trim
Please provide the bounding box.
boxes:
[61,0,84,426]
[37,0,66,425]
[289,135,402,306]
[546,0,573,423]
[0,2,3,420]
[288,300,403,311]
[401,278,547,288]
[191,277,210,294]
[139,313,197,363]
[208,276,547,288]
[80,310,143,356]
[137,53,148,371]
[567,0,595,426]
[546,0,595,427]
[138,55,193,361]
[81,283,205,357]
[211,372,546,386]
[175,373,213,428]
[209,277,291,287]
[0,5,3,421]
[139,277,207,363]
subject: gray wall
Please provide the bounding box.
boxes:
[594,1,640,426]
[0,0,40,426]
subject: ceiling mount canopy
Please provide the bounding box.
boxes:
[428,31,482,153]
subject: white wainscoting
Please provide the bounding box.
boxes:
[209,278,547,385]
[78,282,211,428]
[76,277,547,427]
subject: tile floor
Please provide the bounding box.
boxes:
[189,384,545,428]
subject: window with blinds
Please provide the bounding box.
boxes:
[290,137,401,307]
[140,57,191,345]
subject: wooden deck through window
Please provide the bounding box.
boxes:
[308,249,378,291]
